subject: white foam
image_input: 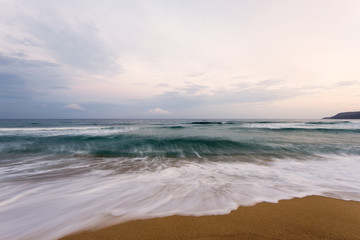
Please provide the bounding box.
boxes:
[243,121,360,130]
[1,155,360,240]
[0,126,138,136]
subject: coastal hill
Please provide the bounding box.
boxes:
[324,111,360,119]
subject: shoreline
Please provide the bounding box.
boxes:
[60,195,360,240]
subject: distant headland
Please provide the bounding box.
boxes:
[324,111,360,119]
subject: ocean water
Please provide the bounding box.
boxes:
[1,119,360,240]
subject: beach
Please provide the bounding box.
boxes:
[60,196,360,240]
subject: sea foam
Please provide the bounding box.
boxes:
[1,154,360,240]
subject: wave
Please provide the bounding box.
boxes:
[0,126,138,137]
[1,119,360,160]
[229,126,360,133]
[0,135,259,157]
[189,121,224,125]
[188,121,286,125]
[267,128,360,133]
[1,133,359,159]
[160,126,185,129]
[305,121,351,125]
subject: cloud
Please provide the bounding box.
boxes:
[2,1,120,75]
[155,83,170,88]
[232,75,253,79]
[148,108,169,115]
[257,79,284,87]
[28,19,118,74]
[176,83,208,94]
[0,52,57,68]
[64,103,85,111]
[4,35,42,47]
[231,82,252,89]
[186,72,205,78]
[335,81,358,86]
[213,86,303,104]
[135,79,308,117]
[0,53,69,98]
[0,73,30,99]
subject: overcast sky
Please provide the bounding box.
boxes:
[1,0,359,119]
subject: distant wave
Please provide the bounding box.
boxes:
[305,121,351,125]
[229,127,360,133]
[159,126,185,129]
[188,121,287,125]
[189,121,224,124]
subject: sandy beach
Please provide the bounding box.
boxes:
[60,196,360,240]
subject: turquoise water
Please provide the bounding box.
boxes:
[1,119,360,239]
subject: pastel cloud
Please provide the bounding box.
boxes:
[64,104,85,111]
[148,108,169,115]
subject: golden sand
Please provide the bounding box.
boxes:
[60,196,360,240]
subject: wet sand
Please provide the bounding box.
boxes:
[60,196,360,240]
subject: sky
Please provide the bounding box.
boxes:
[0,0,360,119]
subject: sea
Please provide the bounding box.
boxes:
[1,119,360,240]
